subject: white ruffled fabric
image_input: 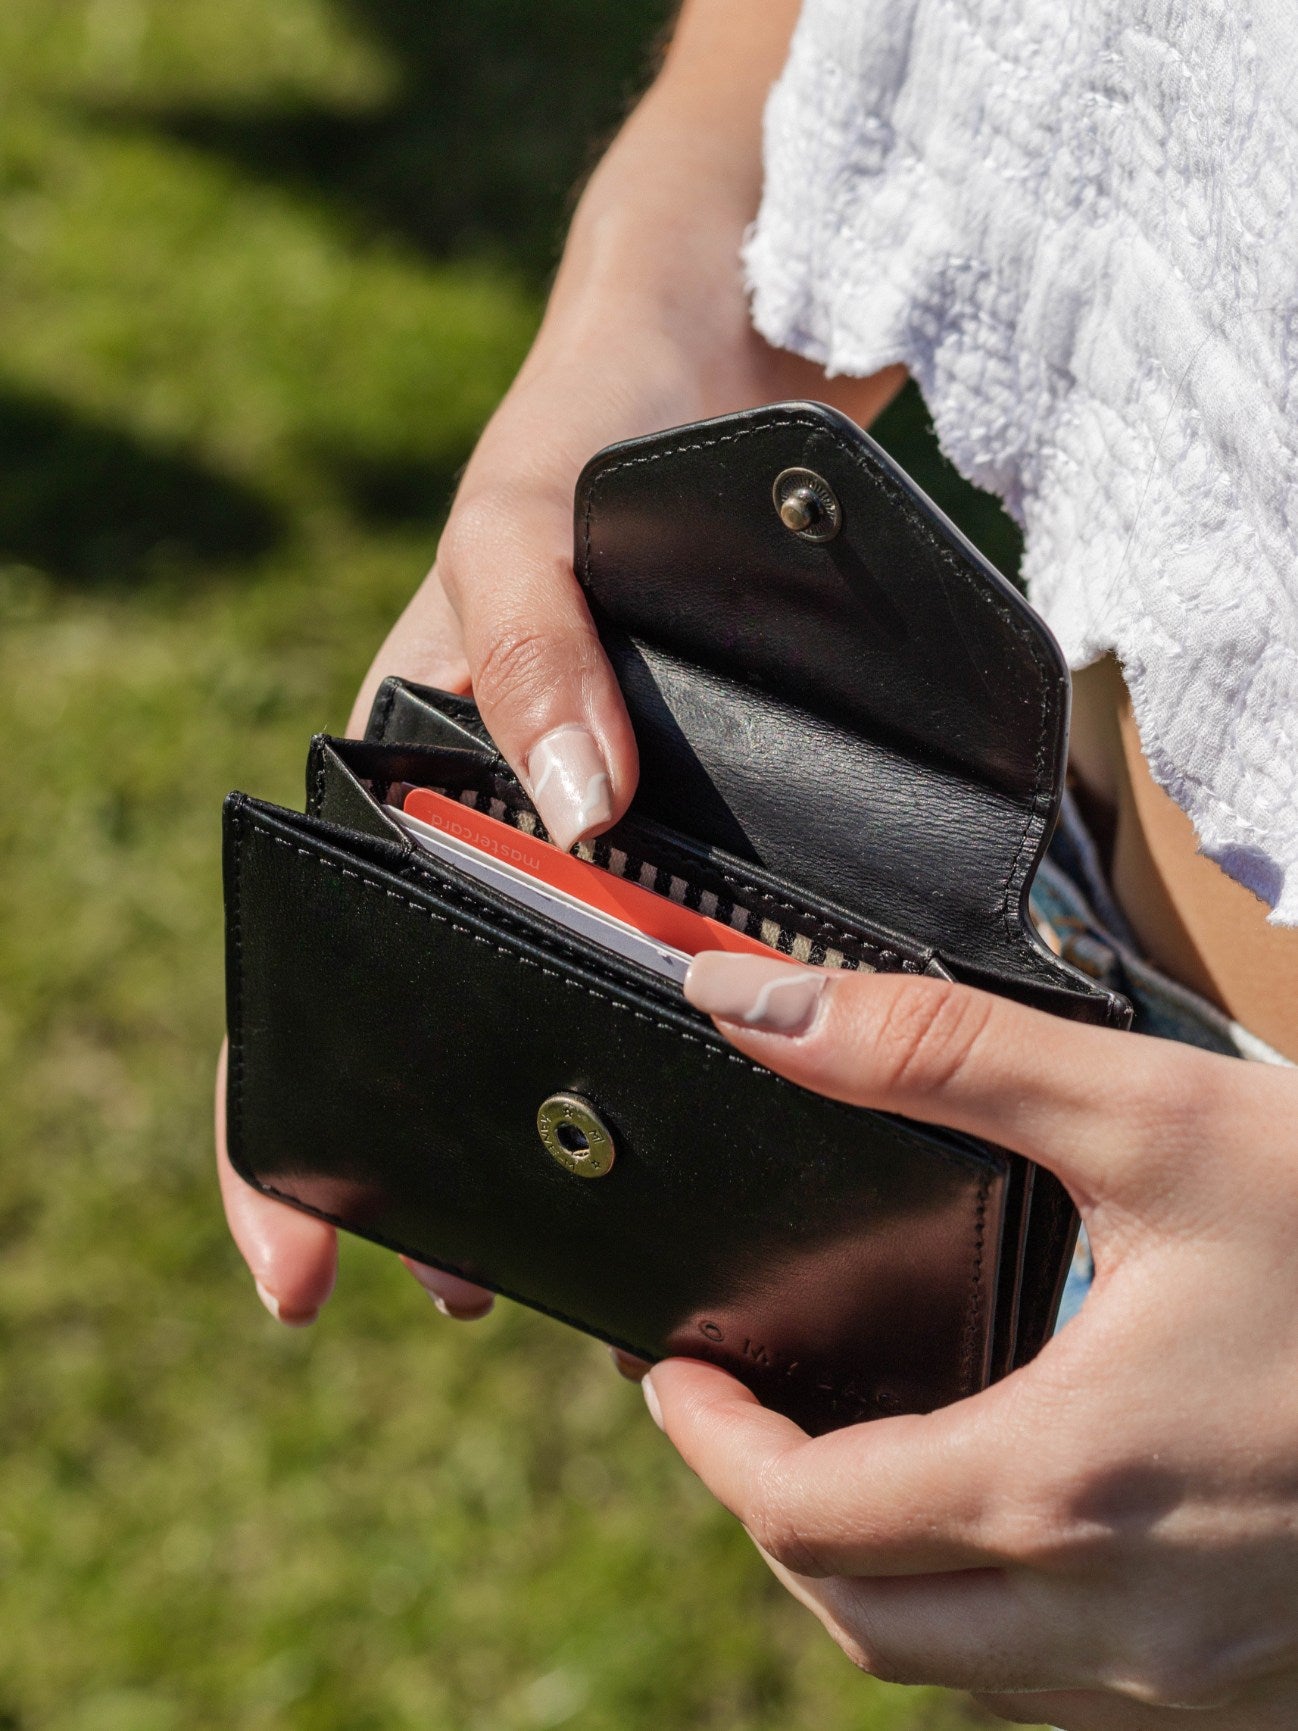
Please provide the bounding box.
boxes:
[746,0,1298,923]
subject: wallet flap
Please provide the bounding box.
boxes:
[574,402,1075,995]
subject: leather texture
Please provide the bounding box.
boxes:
[224,402,1131,1435]
[575,402,1120,1011]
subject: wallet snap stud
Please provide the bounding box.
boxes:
[772,467,842,542]
[537,1093,615,1178]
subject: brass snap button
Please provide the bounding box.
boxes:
[772,466,842,542]
[537,1093,615,1178]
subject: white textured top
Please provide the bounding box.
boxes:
[746,0,1298,923]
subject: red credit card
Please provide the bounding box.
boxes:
[402,786,777,962]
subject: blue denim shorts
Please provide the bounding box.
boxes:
[1032,792,1289,1328]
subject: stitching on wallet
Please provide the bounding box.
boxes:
[228,813,996,1391]
[958,1173,990,1396]
[375,679,398,745]
[310,748,327,818]
[577,417,1066,989]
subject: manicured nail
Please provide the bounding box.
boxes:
[431,1293,495,1321]
[526,726,613,851]
[406,1260,495,1321]
[642,1372,664,1429]
[255,1280,316,1329]
[608,1346,651,1383]
[684,952,827,1035]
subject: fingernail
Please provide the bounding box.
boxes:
[407,1260,495,1321]
[608,1346,651,1383]
[642,1372,664,1429]
[684,952,827,1035]
[430,1293,495,1322]
[526,726,613,851]
[255,1279,316,1329]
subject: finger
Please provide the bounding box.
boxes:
[437,481,638,851]
[682,953,1241,1204]
[760,1555,1093,1695]
[645,1358,1013,1576]
[215,1041,337,1325]
[971,1698,1090,1729]
[972,1693,1191,1729]
[401,1257,495,1321]
[348,563,471,736]
[608,1347,652,1383]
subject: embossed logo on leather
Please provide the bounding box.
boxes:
[693,1319,898,1422]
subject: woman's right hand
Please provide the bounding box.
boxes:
[215,0,905,1329]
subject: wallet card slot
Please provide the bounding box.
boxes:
[453,780,872,971]
[309,745,706,1003]
[325,733,936,977]
[393,763,937,978]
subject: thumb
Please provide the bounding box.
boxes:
[435,480,637,851]
[643,1355,1016,1577]
[681,952,1233,1210]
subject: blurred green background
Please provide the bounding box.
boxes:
[0,3,1027,1727]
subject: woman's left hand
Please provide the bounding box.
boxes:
[645,952,1298,1729]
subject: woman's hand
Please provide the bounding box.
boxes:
[215,0,906,1326]
[644,950,1298,1729]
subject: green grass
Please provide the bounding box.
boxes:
[0,4,1029,1726]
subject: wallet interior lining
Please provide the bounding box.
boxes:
[332,711,946,979]
[347,735,933,977]
[377,760,935,976]
[455,783,868,970]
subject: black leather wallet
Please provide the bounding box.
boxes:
[223,402,1130,1434]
